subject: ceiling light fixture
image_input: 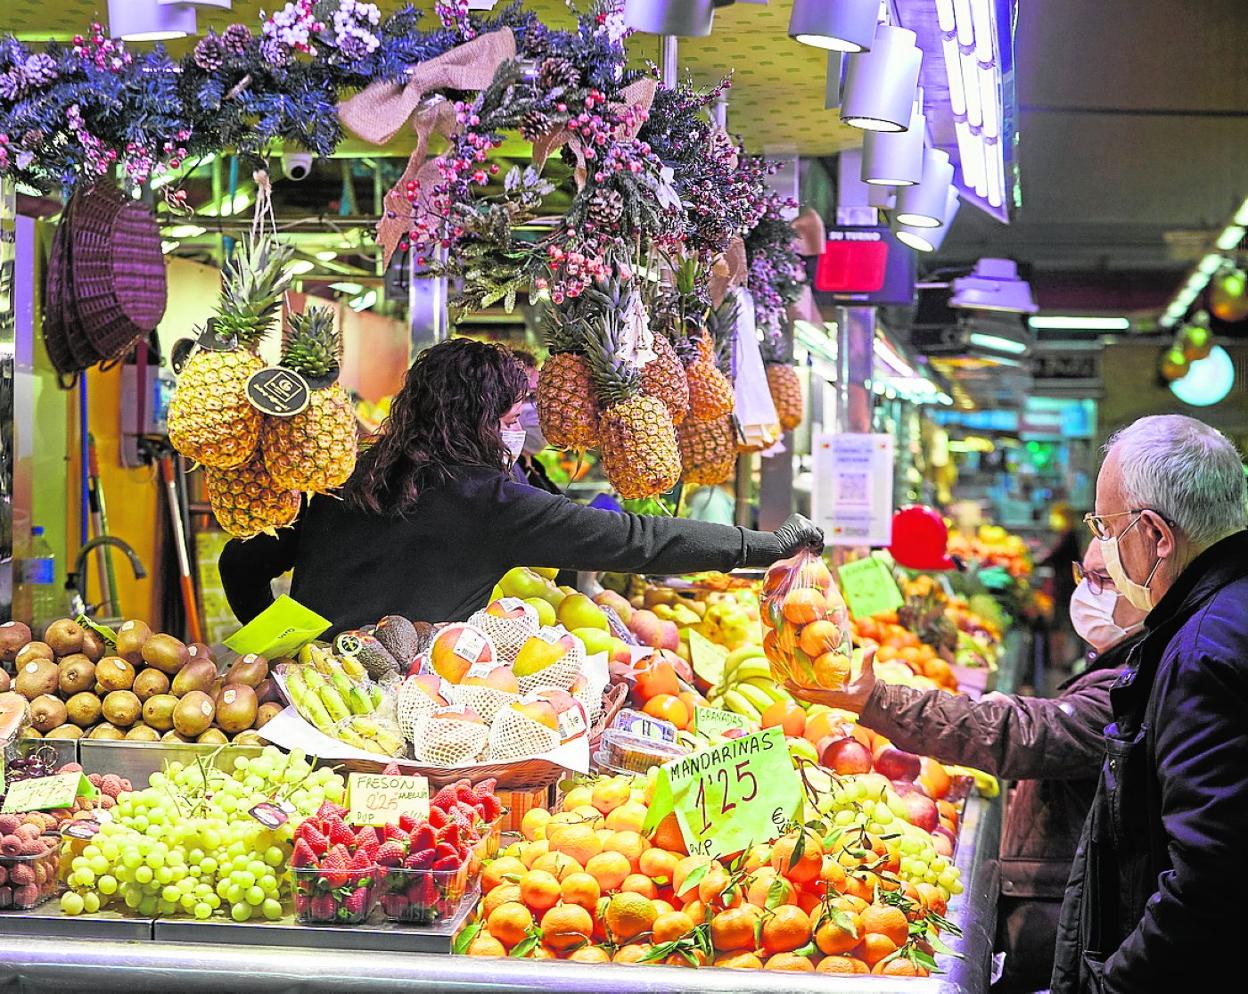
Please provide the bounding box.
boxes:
[1215,225,1245,251]
[1027,316,1130,331]
[622,0,714,36]
[108,0,197,41]
[825,52,845,109]
[841,25,923,132]
[893,187,960,252]
[788,0,879,53]
[950,259,1038,314]
[968,332,1028,355]
[1170,345,1235,407]
[895,148,953,227]
[861,95,927,186]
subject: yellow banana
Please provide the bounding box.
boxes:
[743,677,791,705]
[733,660,778,684]
[736,682,775,713]
[946,764,1001,798]
[723,689,762,722]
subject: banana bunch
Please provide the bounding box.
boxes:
[299,641,367,682]
[335,714,405,757]
[945,763,1001,798]
[708,644,795,724]
[284,663,384,735]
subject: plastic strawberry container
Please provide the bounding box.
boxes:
[597,728,687,774]
[472,812,506,864]
[291,866,378,925]
[377,863,475,927]
[0,835,63,911]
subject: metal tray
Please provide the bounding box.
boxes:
[0,905,153,941]
[153,908,465,954]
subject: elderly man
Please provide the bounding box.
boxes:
[1052,415,1248,994]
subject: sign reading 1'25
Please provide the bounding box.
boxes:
[691,758,758,835]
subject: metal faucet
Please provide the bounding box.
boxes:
[68,537,148,617]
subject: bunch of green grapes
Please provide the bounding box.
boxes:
[60,747,345,920]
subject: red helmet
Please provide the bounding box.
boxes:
[890,506,956,571]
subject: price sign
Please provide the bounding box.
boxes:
[2,773,97,814]
[693,707,751,737]
[688,630,727,687]
[643,727,802,859]
[836,556,903,620]
[225,595,331,659]
[347,772,429,827]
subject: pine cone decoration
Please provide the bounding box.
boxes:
[520,110,552,140]
[19,54,57,88]
[221,23,254,56]
[587,188,624,227]
[538,56,580,92]
[0,71,21,102]
[194,34,225,72]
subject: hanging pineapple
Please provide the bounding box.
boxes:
[167,237,295,469]
[205,457,300,539]
[641,331,690,426]
[583,291,681,500]
[537,309,599,450]
[261,306,357,493]
[761,329,804,431]
[685,330,736,422]
[678,415,737,485]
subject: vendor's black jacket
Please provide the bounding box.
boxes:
[1052,530,1248,994]
[219,464,784,635]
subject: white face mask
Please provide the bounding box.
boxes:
[1070,579,1139,652]
[1101,515,1163,612]
[501,427,526,465]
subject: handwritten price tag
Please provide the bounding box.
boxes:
[688,630,727,687]
[693,706,751,737]
[2,772,96,814]
[225,594,331,659]
[836,557,904,620]
[347,772,429,827]
[643,727,802,859]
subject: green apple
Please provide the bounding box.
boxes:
[499,567,550,601]
[557,592,610,633]
[524,596,557,627]
[572,627,613,657]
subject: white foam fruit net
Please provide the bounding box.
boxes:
[468,600,539,663]
[447,684,520,724]
[410,709,490,766]
[515,632,584,696]
[488,705,562,761]
[397,675,447,743]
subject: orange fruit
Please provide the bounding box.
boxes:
[604,801,647,833]
[482,856,526,893]
[672,854,712,895]
[698,862,741,907]
[677,690,706,715]
[797,889,822,915]
[764,952,815,972]
[714,951,763,970]
[682,898,706,922]
[663,950,707,968]
[710,906,759,952]
[603,892,658,944]
[482,882,522,918]
[585,850,632,892]
[833,893,870,914]
[916,883,948,917]
[648,812,687,854]
[798,620,841,657]
[612,943,653,965]
[813,652,851,689]
[817,955,870,974]
[559,872,601,912]
[803,709,841,745]
[568,945,611,963]
[604,830,647,872]
[486,902,533,948]
[801,557,833,591]
[531,851,581,881]
[548,824,601,867]
[520,808,551,842]
[843,871,877,903]
[771,831,823,884]
[782,589,827,625]
[745,868,793,908]
[465,934,507,957]
[815,911,861,955]
[875,956,928,977]
[651,899,675,917]
[860,904,910,946]
[531,943,556,959]
[638,847,679,883]
[633,661,679,702]
[760,700,806,737]
[819,856,848,892]
[518,869,562,913]
[540,904,594,952]
[652,910,696,943]
[760,905,811,955]
[621,873,659,899]
[519,839,549,868]
[859,932,899,967]
[590,778,632,815]
[642,694,690,730]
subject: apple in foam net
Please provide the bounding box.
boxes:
[431,705,485,725]
[406,673,451,707]
[510,699,559,732]
[485,597,536,623]
[462,665,520,694]
[429,624,496,683]
[512,628,578,678]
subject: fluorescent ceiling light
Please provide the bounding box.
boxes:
[1216,226,1245,251]
[961,50,983,127]
[970,0,996,65]
[788,0,879,53]
[1198,253,1225,275]
[1028,316,1130,331]
[978,66,999,139]
[935,0,955,34]
[953,0,973,47]
[1235,198,1248,226]
[984,139,1004,208]
[315,250,338,261]
[794,320,838,363]
[350,290,379,312]
[955,121,984,192]
[968,332,1028,355]
[941,35,966,117]
[874,338,915,377]
[841,25,923,132]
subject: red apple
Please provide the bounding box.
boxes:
[485,597,537,622]
[820,736,873,775]
[628,609,663,648]
[405,673,449,706]
[900,791,940,833]
[874,745,922,782]
[658,620,680,652]
[932,826,956,857]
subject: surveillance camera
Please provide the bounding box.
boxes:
[282,152,314,182]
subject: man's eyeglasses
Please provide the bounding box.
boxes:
[1072,561,1113,595]
[1083,508,1174,541]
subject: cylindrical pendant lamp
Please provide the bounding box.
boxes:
[841,25,923,132]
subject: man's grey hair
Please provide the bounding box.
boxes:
[1105,415,1248,549]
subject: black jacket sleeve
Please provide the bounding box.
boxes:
[218,519,302,624]
[484,476,783,575]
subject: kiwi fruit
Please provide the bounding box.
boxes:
[225,654,269,689]
[171,658,217,698]
[142,634,189,675]
[216,683,257,734]
[132,668,171,702]
[187,642,215,664]
[254,678,280,706]
[23,727,42,739]
[101,690,141,728]
[96,656,136,692]
[45,724,83,740]
[66,691,103,728]
[114,620,153,665]
[29,694,68,733]
[80,629,107,663]
[254,702,283,729]
[0,621,32,662]
[14,642,54,669]
[87,722,126,741]
[161,730,196,744]
[0,670,11,693]
[173,691,215,737]
[15,657,59,700]
[196,728,228,745]
[58,655,97,696]
[232,730,264,746]
[141,694,178,732]
[43,619,85,657]
[125,724,160,742]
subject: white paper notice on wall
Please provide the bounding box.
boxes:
[811,433,895,547]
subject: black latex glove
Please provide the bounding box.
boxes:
[773,513,825,557]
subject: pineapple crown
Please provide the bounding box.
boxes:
[214,236,296,351]
[706,296,739,379]
[580,286,642,409]
[281,306,342,384]
[759,323,794,366]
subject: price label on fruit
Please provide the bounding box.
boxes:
[643,727,802,860]
[1,772,96,814]
[693,706,750,737]
[346,772,429,827]
[836,556,904,620]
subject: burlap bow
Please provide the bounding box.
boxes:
[791,206,826,256]
[709,236,748,307]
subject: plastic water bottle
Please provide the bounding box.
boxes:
[26,527,59,637]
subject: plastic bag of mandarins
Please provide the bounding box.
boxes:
[760,550,854,691]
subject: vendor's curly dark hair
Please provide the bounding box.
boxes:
[345,339,528,515]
